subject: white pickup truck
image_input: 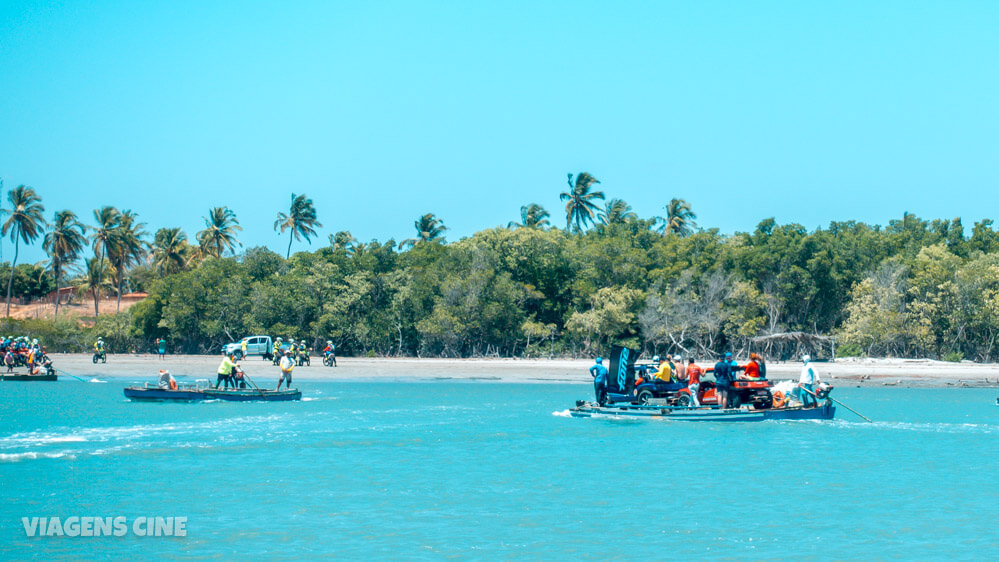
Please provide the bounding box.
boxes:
[222,336,274,360]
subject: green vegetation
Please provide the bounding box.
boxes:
[7,175,999,360]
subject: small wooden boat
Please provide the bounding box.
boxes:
[0,371,58,381]
[124,377,301,402]
[569,401,835,421]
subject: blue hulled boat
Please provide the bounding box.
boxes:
[568,401,835,421]
[124,378,301,402]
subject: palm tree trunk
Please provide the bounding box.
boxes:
[53,266,61,320]
[95,247,104,317]
[286,232,294,259]
[116,264,123,313]
[5,235,19,317]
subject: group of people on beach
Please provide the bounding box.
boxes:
[589,352,822,409]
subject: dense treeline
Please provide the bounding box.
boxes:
[8,175,999,360]
[116,214,999,361]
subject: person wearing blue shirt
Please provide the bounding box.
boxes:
[713,352,738,409]
[589,357,609,405]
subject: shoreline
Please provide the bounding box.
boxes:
[43,354,999,388]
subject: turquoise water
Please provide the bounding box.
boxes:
[2,380,998,559]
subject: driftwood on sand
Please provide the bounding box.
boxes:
[751,331,836,361]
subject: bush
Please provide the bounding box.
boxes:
[836,343,864,358]
[942,351,964,362]
[0,317,92,353]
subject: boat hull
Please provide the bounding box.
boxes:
[123,388,206,401]
[202,389,301,401]
[569,402,835,421]
[1,373,58,381]
[124,387,301,402]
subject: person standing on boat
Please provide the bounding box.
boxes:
[797,355,821,408]
[216,352,239,389]
[277,349,295,390]
[589,357,608,406]
[686,357,702,406]
[673,355,686,381]
[713,352,736,409]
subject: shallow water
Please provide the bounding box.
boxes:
[2,381,998,559]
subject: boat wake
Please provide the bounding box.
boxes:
[0,413,295,462]
[830,419,999,435]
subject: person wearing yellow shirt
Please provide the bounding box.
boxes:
[216,352,239,389]
[653,356,672,382]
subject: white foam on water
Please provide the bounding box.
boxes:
[0,450,77,463]
[0,413,289,449]
[89,378,107,383]
[830,419,999,435]
[551,410,572,417]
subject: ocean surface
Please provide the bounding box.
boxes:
[2,378,998,559]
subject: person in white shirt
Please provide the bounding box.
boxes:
[797,355,820,407]
[277,350,295,390]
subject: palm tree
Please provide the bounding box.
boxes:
[78,257,113,314]
[151,227,191,276]
[508,204,551,229]
[657,198,698,236]
[329,230,357,254]
[274,193,322,258]
[42,210,86,319]
[197,206,242,258]
[90,206,120,316]
[3,186,46,316]
[108,210,148,312]
[560,172,604,232]
[399,213,447,249]
[599,198,637,225]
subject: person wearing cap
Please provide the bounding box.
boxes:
[653,355,672,382]
[713,352,736,409]
[589,356,609,406]
[277,349,295,390]
[673,355,686,382]
[797,355,821,407]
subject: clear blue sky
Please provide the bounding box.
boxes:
[2,1,997,265]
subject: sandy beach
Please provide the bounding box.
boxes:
[43,353,999,387]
